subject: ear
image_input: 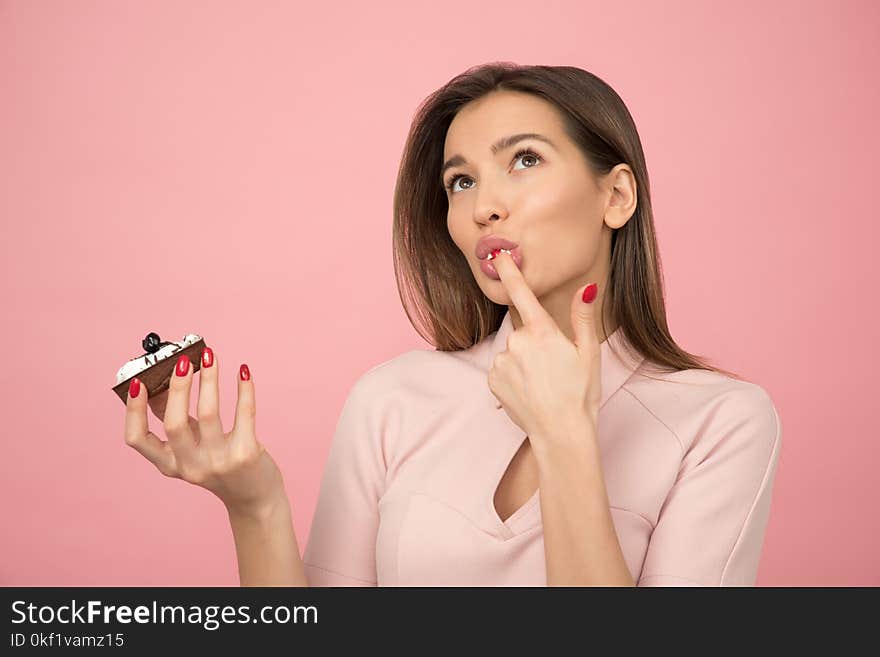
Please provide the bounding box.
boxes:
[601,164,638,230]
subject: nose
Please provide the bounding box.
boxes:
[470,172,510,226]
[476,211,506,227]
[475,206,508,226]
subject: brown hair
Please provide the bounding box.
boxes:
[391,61,742,382]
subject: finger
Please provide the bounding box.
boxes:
[195,346,225,449]
[571,282,603,415]
[570,281,600,359]
[150,389,202,438]
[491,251,553,328]
[164,354,199,462]
[124,377,178,477]
[230,363,256,445]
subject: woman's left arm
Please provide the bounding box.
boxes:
[488,251,634,586]
[489,252,782,587]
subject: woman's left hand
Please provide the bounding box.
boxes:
[488,251,602,447]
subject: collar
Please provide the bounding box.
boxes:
[483,309,645,410]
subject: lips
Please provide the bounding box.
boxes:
[474,234,523,279]
[475,235,519,261]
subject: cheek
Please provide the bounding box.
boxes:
[446,213,465,251]
[524,187,601,274]
[526,175,588,222]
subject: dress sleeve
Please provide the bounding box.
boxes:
[637,386,783,587]
[302,370,389,586]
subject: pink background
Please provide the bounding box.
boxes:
[1,0,877,586]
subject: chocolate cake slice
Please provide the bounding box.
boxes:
[112,332,208,404]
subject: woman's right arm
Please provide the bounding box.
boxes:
[123,347,309,586]
[226,484,308,586]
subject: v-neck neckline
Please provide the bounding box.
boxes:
[489,438,541,539]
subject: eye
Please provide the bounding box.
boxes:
[444,147,543,194]
[511,148,541,171]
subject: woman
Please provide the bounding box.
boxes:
[122,62,782,587]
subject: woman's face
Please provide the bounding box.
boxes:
[443,90,633,331]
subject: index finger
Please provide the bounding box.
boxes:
[124,377,178,476]
[491,250,552,328]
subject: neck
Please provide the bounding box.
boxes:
[508,285,616,345]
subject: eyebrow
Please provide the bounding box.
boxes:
[440,132,557,180]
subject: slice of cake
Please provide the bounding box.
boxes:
[112,332,208,404]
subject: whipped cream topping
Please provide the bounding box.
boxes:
[115,333,202,385]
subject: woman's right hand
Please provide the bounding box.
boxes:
[123,347,286,518]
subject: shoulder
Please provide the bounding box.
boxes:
[344,345,488,406]
[621,365,781,456]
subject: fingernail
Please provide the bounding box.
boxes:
[176,354,190,377]
[240,363,250,381]
[202,346,214,368]
[129,377,140,399]
[582,283,598,304]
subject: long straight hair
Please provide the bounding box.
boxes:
[392,62,742,382]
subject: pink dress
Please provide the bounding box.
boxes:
[302,310,782,586]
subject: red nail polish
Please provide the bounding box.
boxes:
[582,283,598,304]
[202,346,214,368]
[129,377,140,399]
[240,364,250,381]
[176,355,190,377]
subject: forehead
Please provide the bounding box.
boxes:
[443,91,567,155]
